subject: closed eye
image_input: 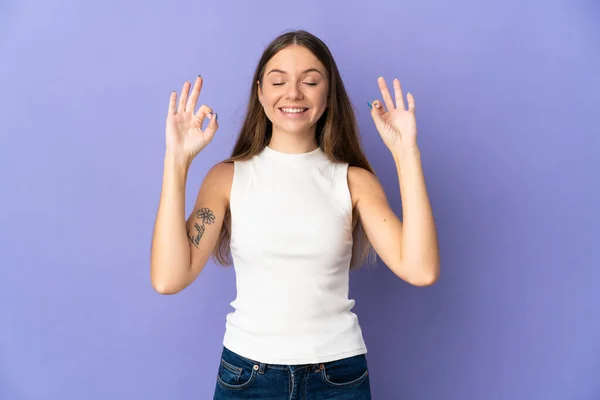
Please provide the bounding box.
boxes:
[272,82,318,86]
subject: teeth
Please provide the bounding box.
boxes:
[281,108,307,113]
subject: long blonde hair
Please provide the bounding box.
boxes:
[213,30,377,270]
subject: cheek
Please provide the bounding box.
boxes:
[260,95,279,120]
[316,89,329,108]
[314,97,328,113]
[261,92,278,108]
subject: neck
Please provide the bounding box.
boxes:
[268,127,318,154]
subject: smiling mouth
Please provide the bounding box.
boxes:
[279,107,309,114]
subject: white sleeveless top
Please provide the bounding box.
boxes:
[222,145,367,365]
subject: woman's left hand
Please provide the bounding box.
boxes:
[368,77,418,153]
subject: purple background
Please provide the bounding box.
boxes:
[1,0,599,399]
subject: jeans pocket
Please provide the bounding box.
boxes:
[216,349,258,391]
[320,354,370,389]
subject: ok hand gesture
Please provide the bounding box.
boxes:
[368,77,417,153]
[165,76,218,164]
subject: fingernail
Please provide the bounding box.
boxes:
[367,101,373,110]
[198,74,202,77]
[216,113,218,121]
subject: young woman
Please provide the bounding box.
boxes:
[150,30,440,399]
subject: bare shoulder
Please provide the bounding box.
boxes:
[203,161,234,203]
[206,160,234,179]
[347,166,383,207]
[348,165,377,184]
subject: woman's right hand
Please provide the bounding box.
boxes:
[165,76,218,164]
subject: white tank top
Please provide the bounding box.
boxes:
[222,145,368,365]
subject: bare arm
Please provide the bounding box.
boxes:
[150,76,223,294]
[391,146,439,283]
[360,76,440,285]
[350,148,439,286]
[184,162,232,287]
[150,159,231,294]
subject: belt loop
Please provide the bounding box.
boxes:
[258,362,266,374]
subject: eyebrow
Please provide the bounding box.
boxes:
[267,68,323,76]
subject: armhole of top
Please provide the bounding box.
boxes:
[333,162,353,217]
[229,160,241,215]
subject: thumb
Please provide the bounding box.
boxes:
[368,100,386,132]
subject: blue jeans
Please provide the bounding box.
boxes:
[213,346,372,399]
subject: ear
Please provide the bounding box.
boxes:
[257,80,263,104]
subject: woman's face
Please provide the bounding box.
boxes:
[258,45,329,137]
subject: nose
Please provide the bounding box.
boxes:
[284,81,304,100]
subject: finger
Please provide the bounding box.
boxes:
[186,75,203,113]
[202,111,219,142]
[377,76,396,111]
[368,100,385,132]
[168,91,177,116]
[371,100,385,116]
[393,79,405,110]
[194,104,214,129]
[177,81,191,113]
[407,92,416,112]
